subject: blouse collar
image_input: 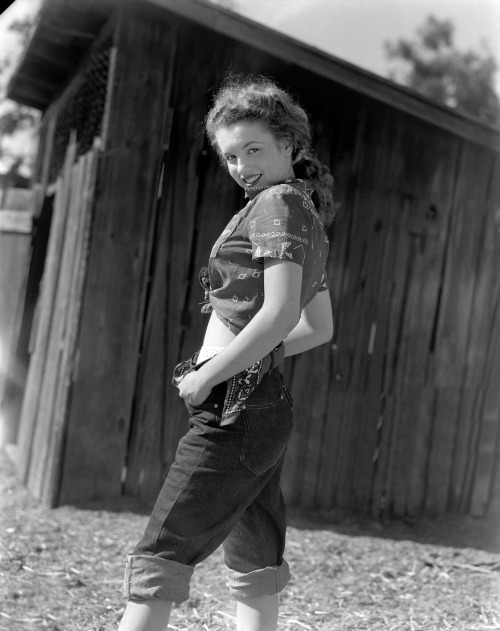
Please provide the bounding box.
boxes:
[244,178,314,201]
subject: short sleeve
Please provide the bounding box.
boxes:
[247,184,314,266]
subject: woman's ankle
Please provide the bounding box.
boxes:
[236,593,279,631]
[118,599,172,631]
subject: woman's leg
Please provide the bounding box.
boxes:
[224,459,290,631]
[118,599,172,631]
[237,594,279,631]
[120,387,288,629]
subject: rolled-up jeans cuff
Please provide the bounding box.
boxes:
[226,560,291,600]
[123,554,194,604]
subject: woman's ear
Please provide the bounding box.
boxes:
[279,137,294,156]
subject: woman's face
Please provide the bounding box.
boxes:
[214,121,295,190]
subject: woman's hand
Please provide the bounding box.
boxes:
[177,371,212,406]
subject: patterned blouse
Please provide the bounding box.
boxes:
[200,178,329,334]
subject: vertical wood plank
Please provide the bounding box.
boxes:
[27,158,85,499]
[16,136,77,483]
[451,155,500,513]
[58,9,178,504]
[424,143,493,515]
[310,105,367,510]
[0,217,32,445]
[44,149,99,505]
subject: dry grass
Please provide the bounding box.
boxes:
[1,448,499,631]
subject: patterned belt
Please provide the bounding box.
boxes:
[172,342,285,425]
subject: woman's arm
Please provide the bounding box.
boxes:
[283,289,333,357]
[177,258,302,404]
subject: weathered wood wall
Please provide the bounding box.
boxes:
[16,136,99,505]
[119,15,500,518]
[18,4,500,518]
[57,6,178,505]
[0,193,34,445]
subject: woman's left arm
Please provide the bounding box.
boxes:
[283,289,334,357]
[178,258,302,404]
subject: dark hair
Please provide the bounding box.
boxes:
[205,74,336,225]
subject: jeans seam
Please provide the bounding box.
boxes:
[244,398,281,410]
[240,413,269,476]
[125,555,131,598]
[255,506,272,568]
[152,438,208,556]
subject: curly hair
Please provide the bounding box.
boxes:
[205,74,336,225]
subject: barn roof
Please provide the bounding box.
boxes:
[7,0,500,151]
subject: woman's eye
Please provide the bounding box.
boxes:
[226,155,236,162]
[248,148,258,154]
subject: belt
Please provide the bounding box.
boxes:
[172,342,285,425]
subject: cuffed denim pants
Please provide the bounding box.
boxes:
[123,367,293,604]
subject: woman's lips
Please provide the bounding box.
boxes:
[242,174,262,186]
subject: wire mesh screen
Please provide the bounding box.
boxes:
[48,38,112,182]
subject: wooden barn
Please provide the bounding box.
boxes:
[5,0,500,519]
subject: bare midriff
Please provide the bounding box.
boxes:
[201,310,237,348]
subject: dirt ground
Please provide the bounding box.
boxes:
[1,448,499,631]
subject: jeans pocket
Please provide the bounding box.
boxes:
[185,402,221,427]
[240,398,293,476]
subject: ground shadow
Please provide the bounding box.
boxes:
[287,506,500,555]
[71,495,500,555]
[3,447,499,556]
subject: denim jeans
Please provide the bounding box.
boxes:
[123,367,294,604]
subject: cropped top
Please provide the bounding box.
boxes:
[200,178,329,335]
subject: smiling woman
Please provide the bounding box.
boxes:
[118,75,334,631]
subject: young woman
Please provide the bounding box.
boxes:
[118,75,335,631]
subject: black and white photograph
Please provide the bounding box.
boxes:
[0,0,499,629]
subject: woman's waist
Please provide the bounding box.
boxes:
[196,345,225,364]
[173,342,286,424]
[199,367,283,409]
[201,309,239,347]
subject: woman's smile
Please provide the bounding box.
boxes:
[241,173,262,186]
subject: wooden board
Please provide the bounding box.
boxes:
[13,144,98,504]
[0,229,32,444]
[22,13,498,517]
[423,143,495,515]
[16,136,77,484]
[119,24,500,518]
[43,150,99,505]
[0,210,32,234]
[465,155,500,515]
[58,7,178,504]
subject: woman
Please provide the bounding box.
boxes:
[119,75,334,631]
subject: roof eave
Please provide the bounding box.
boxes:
[7,0,116,112]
